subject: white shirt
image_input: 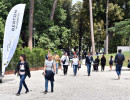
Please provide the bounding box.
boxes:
[19,63,25,75]
[45,60,55,71]
[61,55,69,65]
[72,58,79,65]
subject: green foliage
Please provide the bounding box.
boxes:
[109,19,130,37]
[0,0,130,54]
[6,47,62,71]
[108,3,124,22]
[108,34,123,53]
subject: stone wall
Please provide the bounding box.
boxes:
[117,46,130,53]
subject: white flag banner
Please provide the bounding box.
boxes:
[2,4,26,76]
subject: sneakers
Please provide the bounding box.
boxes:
[25,90,29,93]
[44,91,48,94]
[51,90,54,92]
[16,93,20,96]
[118,76,120,80]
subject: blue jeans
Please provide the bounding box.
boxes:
[73,65,78,75]
[45,77,53,91]
[86,64,91,75]
[56,63,58,74]
[18,75,28,94]
[116,64,122,76]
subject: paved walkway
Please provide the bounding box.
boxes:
[0,65,130,100]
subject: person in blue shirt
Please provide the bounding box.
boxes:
[85,53,93,76]
[114,49,125,80]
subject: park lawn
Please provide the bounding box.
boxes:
[93,51,130,67]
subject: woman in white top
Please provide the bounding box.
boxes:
[61,52,69,75]
[71,54,80,76]
[43,54,56,94]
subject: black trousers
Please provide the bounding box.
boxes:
[101,64,105,71]
[63,65,68,75]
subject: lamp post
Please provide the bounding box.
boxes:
[33,27,36,48]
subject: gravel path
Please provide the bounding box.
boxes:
[0,65,130,100]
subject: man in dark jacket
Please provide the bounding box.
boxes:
[86,53,93,76]
[95,56,100,71]
[114,49,125,80]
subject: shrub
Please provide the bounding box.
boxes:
[6,47,62,71]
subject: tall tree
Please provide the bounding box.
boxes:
[89,0,95,55]
[105,0,109,54]
[28,0,34,50]
[50,0,58,20]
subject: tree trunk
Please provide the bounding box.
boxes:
[89,0,95,55]
[50,0,58,20]
[129,37,130,58]
[105,0,109,54]
[28,0,34,50]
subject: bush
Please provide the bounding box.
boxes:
[6,47,62,71]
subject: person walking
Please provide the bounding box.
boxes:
[43,54,56,94]
[45,50,51,60]
[109,55,114,71]
[101,55,106,71]
[85,53,93,76]
[95,56,100,71]
[128,59,130,68]
[71,54,80,76]
[14,54,31,96]
[61,52,69,75]
[53,51,60,74]
[114,49,125,80]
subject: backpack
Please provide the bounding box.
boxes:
[109,58,113,63]
[117,55,123,65]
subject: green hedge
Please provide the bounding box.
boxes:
[6,47,62,71]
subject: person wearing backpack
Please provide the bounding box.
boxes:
[43,54,56,94]
[109,56,113,71]
[61,52,69,75]
[114,49,125,80]
[85,53,93,76]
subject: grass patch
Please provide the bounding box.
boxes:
[93,51,130,66]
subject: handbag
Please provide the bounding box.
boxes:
[78,64,81,68]
[63,57,67,64]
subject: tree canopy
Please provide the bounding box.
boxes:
[0,0,129,53]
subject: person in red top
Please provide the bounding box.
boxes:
[74,51,76,55]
